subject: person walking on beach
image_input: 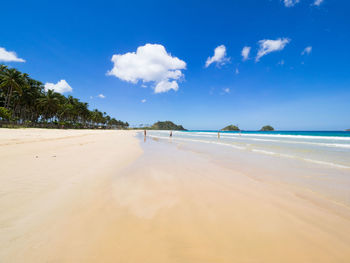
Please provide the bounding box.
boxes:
[170,131,173,137]
[144,130,147,137]
[218,131,220,139]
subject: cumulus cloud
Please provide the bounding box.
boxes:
[283,0,300,7]
[0,47,25,62]
[205,45,230,68]
[44,80,72,94]
[223,88,230,94]
[313,0,323,6]
[141,99,146,103]
[107,43,186,94]
[256,38,290,61]
[97,94,105,98]
[241,46,251,61]
[154,80,179,93]
[302,46,312,55]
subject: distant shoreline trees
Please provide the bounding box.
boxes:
[0,65,128,129]
[138,121,186,130]
[221,125,240,131]
[220,125,276,131]
[260,125,274,131]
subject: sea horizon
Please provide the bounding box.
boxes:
[185,130,350,135]
[2,0,350,261]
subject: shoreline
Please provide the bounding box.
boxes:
[1,129,350,262]
[112,135,350,262]
[146,130,350,170]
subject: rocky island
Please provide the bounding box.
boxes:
[150,121,186,130]
[221,125,240,131]
[260,125,274,131]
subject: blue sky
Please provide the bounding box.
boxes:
[1,0,349,130]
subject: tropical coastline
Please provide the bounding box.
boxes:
[2,0,350,262]
[1,128,350,262]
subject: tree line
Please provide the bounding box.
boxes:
[0,65,128,129]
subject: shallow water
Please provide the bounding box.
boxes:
[141,131,350,208]
[145,130,350,169]
[119,132,350,262]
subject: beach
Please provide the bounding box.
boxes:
[1,129,350,262]
[0,129,142,262]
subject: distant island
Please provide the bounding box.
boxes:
[221,125,240,131]
[149,121,186,130]
[260,125,274,131]
[346,129,350,131]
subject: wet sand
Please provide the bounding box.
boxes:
[1,129,350,262]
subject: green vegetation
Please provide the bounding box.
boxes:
[0,65,128,129]
[260,125,274,131]
[221,125,240,131]
[0,107,11,120]
[149,121,186,130]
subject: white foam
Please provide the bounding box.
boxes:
[171,132,350,149]
[146,134,350,169]
[172,131,350,141]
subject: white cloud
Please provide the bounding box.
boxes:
[107,43,186,94]
[235,68,239,74]
[205,45,230,68]
[154,80,178,93]
[278,60,285,65]
[141,99,146,103]
[223,88,230,94]
[44,80,72,93]
[313,0,323,6]
[302,46,312,55]
[97,94,106,99]
[0,47,25,62]
[283,0,300,7]
[241,46,251,61]
[256,38,290,61]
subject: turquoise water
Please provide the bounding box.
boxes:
[187,130,350,137]
[146,130,350,169]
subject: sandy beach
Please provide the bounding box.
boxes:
[1,129,350,262]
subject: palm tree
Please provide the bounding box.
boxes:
[1,65,128,129]
[23,77,44,121]
[37,89,61,122]
[0,68,26,109]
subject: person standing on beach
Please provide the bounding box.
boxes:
[218,131,220,139]
[144,130,147,137]
[170,131,173,137]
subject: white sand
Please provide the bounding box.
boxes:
[1,128,350,262]
[0,129,142,262]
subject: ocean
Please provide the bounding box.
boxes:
[145,130,350,169]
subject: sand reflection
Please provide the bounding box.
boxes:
[112,166,179,219]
